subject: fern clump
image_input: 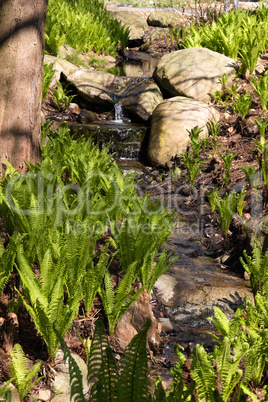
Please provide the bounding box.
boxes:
[9,343,42,401]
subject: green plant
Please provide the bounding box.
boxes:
[0,121,177,365]
[240,243,268,297]
[51,80,76,111]
[15,244,82,360]
[239,33,262,76]
[236,187,246,217]
[219,73,229,88]
[0,233,18,296]
[9,344,42,401]
[214,191,239,238]
[181,126,205,185]
[250,72,268,113]
[220,149,238,187]
[45,0,129,56]
[226,80,240,98]
[65,54,89,68]
[208,120,222,154]
[182,8,268,75]
[42,61,55,101]
[98,265,145,335]
[88,318,152,400]
[109,204,176,294]
[170,166,181,181]
[88,55,107,70]
[254,117,268,187]
[231,91,252,119]
[241,164,259,188]
[207,187,220,213]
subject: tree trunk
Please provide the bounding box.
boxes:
[0,0,48,170]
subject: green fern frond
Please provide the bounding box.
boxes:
[9,344,42,401]
[208,307,230,338]
[191,344,215,402]
[0,232,18,295]
[153,376,167,401]
[99,262,144,334]
[90,345,118,401]
[0,377,15,400]
[87,320,112,385]
[118,318,152,402]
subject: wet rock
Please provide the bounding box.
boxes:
[110,10,148,41]
[78,109,98,124]
[69,121,147,159]
[158,317,175,333]
[112,289,162,352]
[153,47,238,103]
[147,10,182,27]
[153,221,254,342]
[148,96,219,166]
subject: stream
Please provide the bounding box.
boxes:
[67,53,254,379]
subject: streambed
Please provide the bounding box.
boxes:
[68,106,253,368]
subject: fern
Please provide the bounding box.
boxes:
[118,318,152,401]
[0,378,15,400]
[16,244,81,360]
[9,343,42,401]
[240,243,268,297]
[87,319,152,401]
[191,344,215,402]
[87,320,118,400]
[98,264,144,334]
[0,233,18,296]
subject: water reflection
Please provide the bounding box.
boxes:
[108,53,159,77]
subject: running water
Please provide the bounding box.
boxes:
[114,103,124,123]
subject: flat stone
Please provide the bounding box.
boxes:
[154,221,254,333]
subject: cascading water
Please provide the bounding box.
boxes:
[114,102,124,123]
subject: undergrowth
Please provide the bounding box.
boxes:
[45,0,129,56]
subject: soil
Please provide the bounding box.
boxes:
[1,27,268,400]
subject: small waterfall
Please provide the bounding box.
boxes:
[114,103,124,123]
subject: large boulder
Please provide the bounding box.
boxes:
[153,47,238,103]
[147,10,182,27]
[48,56,161,120]
[62,68,130,106]
[44,55,79,86]
[148,96,220,166]
[121,81,163,121]
[111,11,148,41]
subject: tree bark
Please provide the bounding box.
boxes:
[0,0,48,170]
